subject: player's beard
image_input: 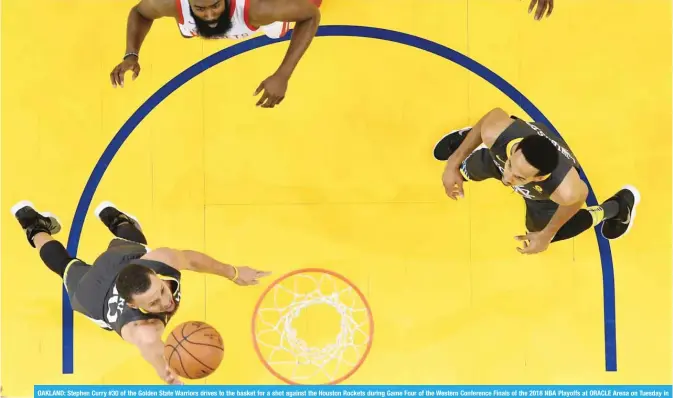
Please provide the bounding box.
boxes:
[190,0,233,38]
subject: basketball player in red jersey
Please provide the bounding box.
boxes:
[110,0,321,108]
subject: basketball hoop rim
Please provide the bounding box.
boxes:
[251,267,374,385]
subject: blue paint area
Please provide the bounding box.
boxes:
[62,25,616,374]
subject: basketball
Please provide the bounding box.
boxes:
[164,321,225,379]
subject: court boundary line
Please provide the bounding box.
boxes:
[62,24,617,374]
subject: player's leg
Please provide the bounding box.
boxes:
[94,201,147,245]
[433,127,502,182]
[524,186,640,242]
[10,200,85,278]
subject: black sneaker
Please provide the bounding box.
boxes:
[433,126,472,161]
[94,201,142,233]
[601,185,641,240]
[10,200,62,248]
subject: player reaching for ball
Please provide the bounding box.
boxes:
[10,200,270,384]
[109,0,322,108]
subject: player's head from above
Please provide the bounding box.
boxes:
[117,264,177,314]
[189,0,232,38]
[501,134,558,187]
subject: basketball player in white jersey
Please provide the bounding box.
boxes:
[110,0,321,108]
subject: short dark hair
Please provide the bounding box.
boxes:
[117,263,154,302]
[517,134,559,176]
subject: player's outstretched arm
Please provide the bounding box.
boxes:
[250,0,321,108]
[110,0,175,87]
[180,250,272,286]
[140,247,271,286]
[121,319,184,385]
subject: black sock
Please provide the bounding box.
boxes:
[39,240,73,278]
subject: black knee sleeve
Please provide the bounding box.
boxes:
[39,241,73,278]
[551,209,594,243]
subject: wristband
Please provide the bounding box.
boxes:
[124,52,139,60]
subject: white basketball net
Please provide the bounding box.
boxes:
[254,272,372,384]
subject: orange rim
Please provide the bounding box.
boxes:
[251,267,374,385]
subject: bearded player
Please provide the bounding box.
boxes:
[110,0,321,108]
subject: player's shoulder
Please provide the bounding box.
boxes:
[137,0,179,20]
[137,248,189,274]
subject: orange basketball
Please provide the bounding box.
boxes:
[164,321,224,379]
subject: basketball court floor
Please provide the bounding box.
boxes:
[1,0,672,395]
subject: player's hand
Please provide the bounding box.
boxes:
[110,55,141,88]
[442,165,465,200]
[254,73,288,108]
[161,364,184,385]
[527,0,553,20]
[514,231,553,254]
[232,266,272,286]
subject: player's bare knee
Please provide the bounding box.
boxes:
[486,107,510,122]
[480,108,514,145]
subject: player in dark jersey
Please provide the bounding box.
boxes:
[10,200,270,384]
[433,107,640,254]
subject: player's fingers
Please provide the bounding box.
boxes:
[132,64,141,80]
[546,0,553,16]
[110,68,118,87]
[254,83,264,96]
[528,0,536,13]
[454,180,465,198]
[113,67,124,87]
[116,69,125,88]
[256,92,269,106]
[535,1,547,20]
[265,96,280,108]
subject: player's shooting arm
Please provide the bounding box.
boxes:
[545,169,589,238]
[121,320,178,383]
[250,0,321,79]
[125,0,175,56]
[446,107,513,169]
